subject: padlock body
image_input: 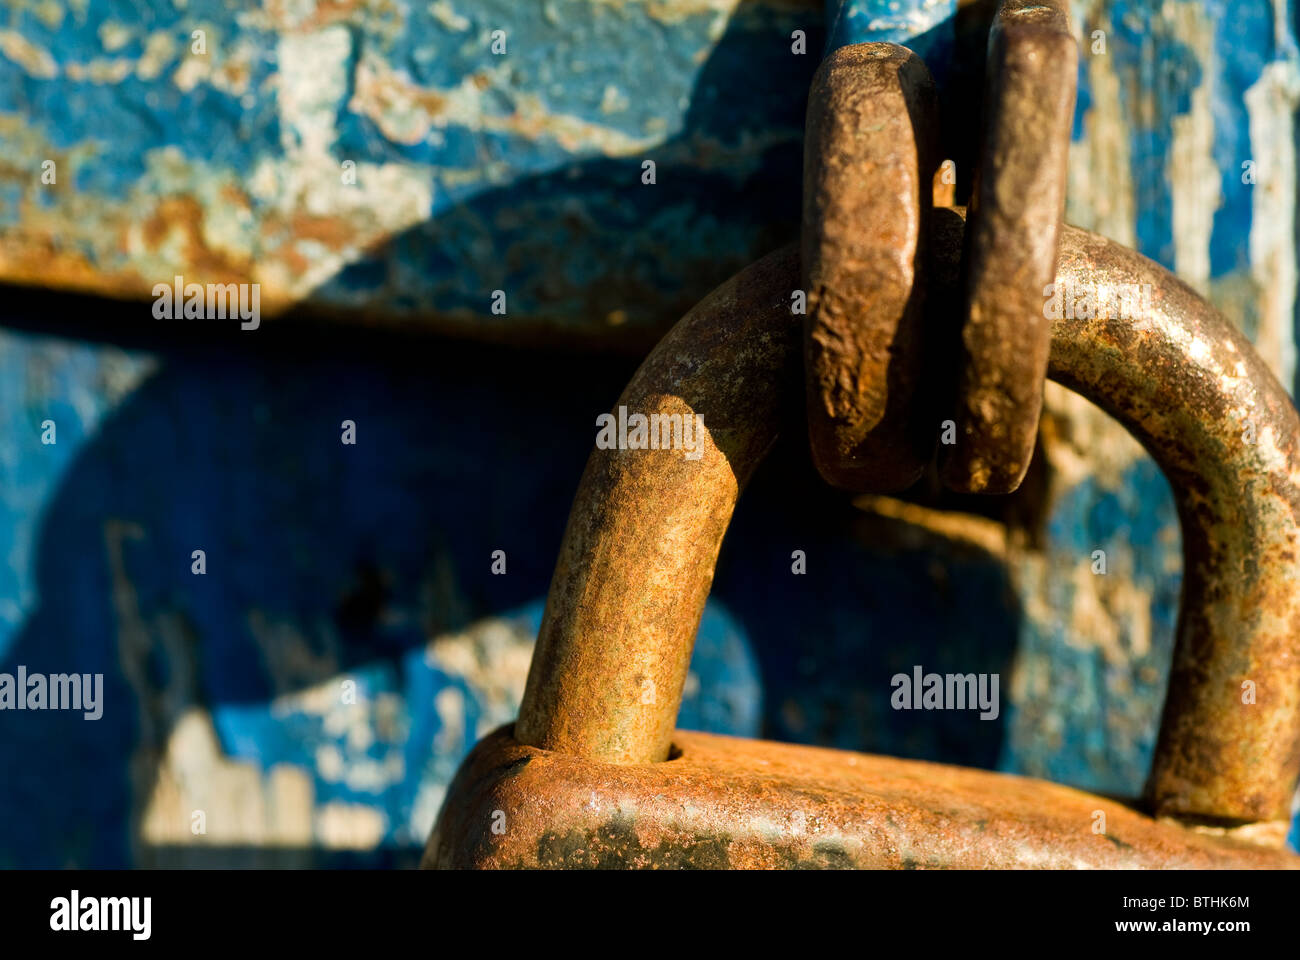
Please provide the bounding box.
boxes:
[424,726,1298,869]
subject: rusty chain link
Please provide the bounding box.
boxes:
[943,0,1077,494]
[801,44,940,492]
[803,0,1077,497]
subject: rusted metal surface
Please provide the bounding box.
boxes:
[5,0,1300,868]
[425,726,1299,868]
[801,43,940,491]
[503,211,1300,861]
[514,245,804,764]
[942,0,1077,494]
[1043,218,1300,826]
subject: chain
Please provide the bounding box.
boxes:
[803,0,1076,496]
[798,3,1300,826]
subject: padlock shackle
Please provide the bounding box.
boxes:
[1051,224,1300,825]
[517,214,1300,826]
[516,245,804,767]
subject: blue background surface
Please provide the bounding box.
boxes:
[1,0,1297,864]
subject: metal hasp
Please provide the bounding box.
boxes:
[943,0,1077,494]
[801,44,941,492]
[426,211,1300,867]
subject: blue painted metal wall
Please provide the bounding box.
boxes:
[1,0,1298,864]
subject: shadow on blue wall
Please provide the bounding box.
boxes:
[0,12,1023,868]
[0,321,1021,867]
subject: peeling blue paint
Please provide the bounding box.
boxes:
[1,0,1297,866]
[2,2,282,198]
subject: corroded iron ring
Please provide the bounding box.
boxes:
[941,0,1078,494]
[800,43,941,492]
[517,214,1300,827]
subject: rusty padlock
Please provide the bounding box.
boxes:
[424,211,1300,868]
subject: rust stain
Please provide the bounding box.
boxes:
[515,245,803,765]
[137,195,255,281]
[426,727,1300,869]
[944,0,1077,495]
[286,213,355,250]
[261,0,369,33]
[499,210,1300,872]
[801,43,942,493]
[0,232,147,301]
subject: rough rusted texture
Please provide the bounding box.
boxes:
[514,246,803,764]
[802,43,940,491]
[425,726,1300,868]
[942,0,1077,494]
[511,213,1300,845]
[1042,221,1300,825]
